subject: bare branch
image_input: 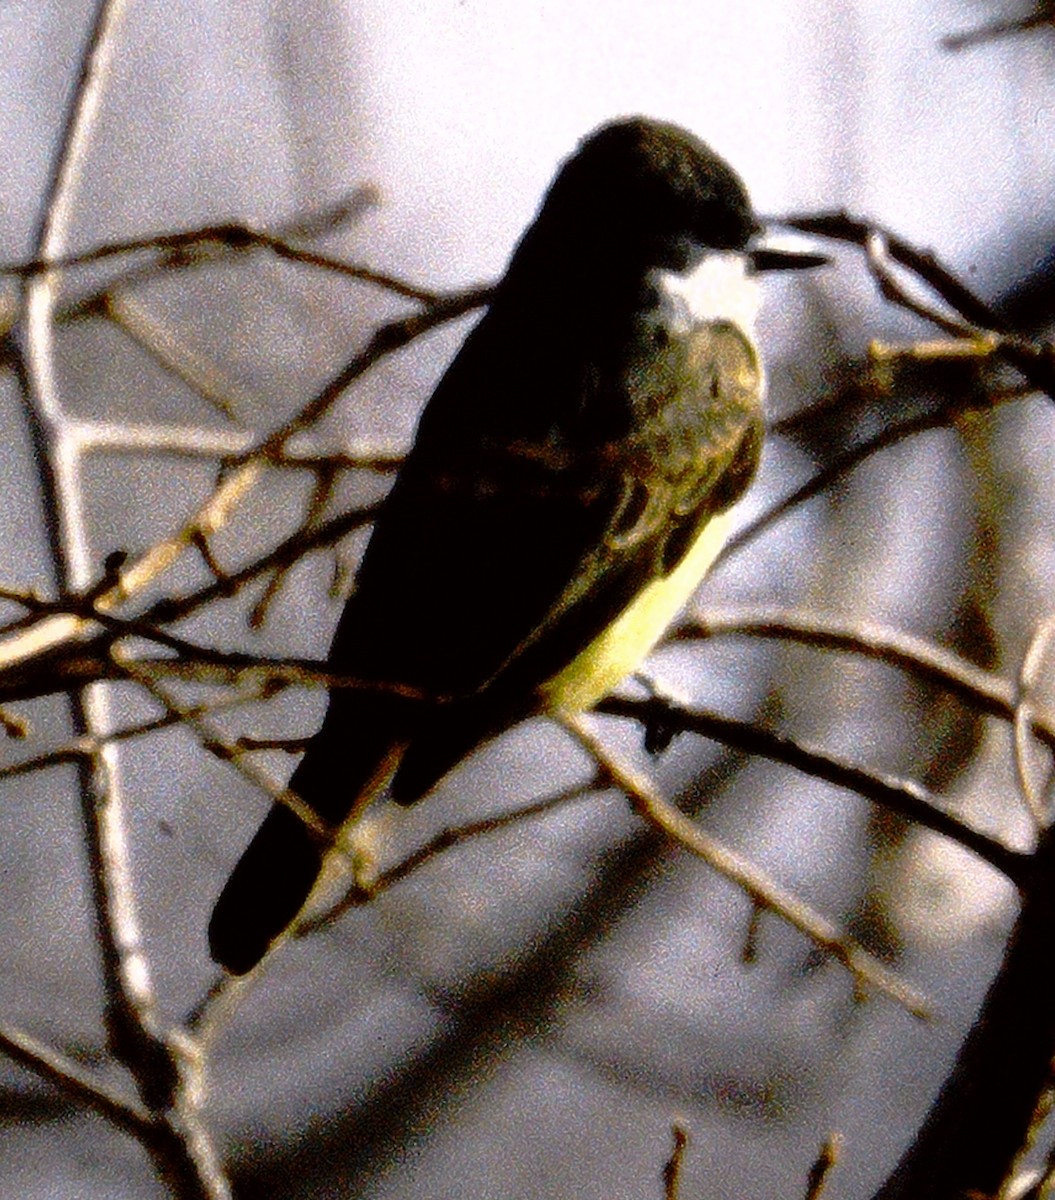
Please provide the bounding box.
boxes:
[781,211,1055,401]
[248,465,338,628]
[104,288,261,422]
[83,287,482,615]
[715,386,1023,573]
[865,230,983,339]
[943,5,1055,50]
[0,1019,152,1139]
[0,691,272,784]
[187,775,605,1046]
[295,774,605,936]
[684,603,1055,749]
[18,3,230,1192]
[0,212,451,306]
[144,499,383,624]
[663,1121,690,1200]
[598,689,1026,886]
[248,283,492,461]
[805,1133,843,1200]
[113,650,336,849]
[559,712,932,1018]
[995,1082,1055,1200]
[782,211,1009,333]
[1013,612,1055,827]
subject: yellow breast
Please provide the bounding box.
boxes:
[537,507,735,714]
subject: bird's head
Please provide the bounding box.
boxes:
[525,118,754,275]
[507,117,824,286]
[499,112,830,324]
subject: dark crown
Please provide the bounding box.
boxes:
[535,117,755,256]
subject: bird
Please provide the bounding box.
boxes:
[208,115,825,975]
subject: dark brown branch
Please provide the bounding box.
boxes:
[683,603,1055,749]
[248,467,338,628]
[597,693,1027,887]
[781,211,1055,401]
[715,387,1019,572]
[189,778,608,1039]
[942,5,1055,50]
[0,199,449,306]
[0,698,264,784]
[245,284,492,464]
[805,1134,842,1200]
[561,712,931,1017]
[0,1020,152,1139]
[145,499,383,623]
[783,211,1009,333]
[872,825,1055,1200]
[295,775,605,936]
[663,1122,690,1200]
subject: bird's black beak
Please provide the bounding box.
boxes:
[747,230,829,273]
[750,246,830,273]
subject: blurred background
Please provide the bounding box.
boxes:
[1,1,1054,1196]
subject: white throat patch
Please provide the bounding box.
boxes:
[649,251,760,338]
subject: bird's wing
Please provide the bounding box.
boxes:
[477,318,763,690]
[343,315,765,801]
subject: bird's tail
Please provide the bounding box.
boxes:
[208,698,404,975]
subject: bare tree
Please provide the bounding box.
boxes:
[3,4,1055,1198]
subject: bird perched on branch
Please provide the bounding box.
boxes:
[209,115,825,975]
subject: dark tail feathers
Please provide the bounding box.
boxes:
[207,697,408,974]
[207,798,323,975]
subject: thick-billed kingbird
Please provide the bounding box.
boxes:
[209,116,825,974]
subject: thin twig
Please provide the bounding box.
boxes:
[863,230,982,340]
[663,1122,690,1200]
[0,187,379,347]
[0,688,274,783]
[144,499,383,624]
[249,465,338,628]
[805,1133,843,1200]
[715,388,1023,573]
[233,734,308,753]
[187,775,605,1044]
[782,211,1055,401]
[996,1081,1055,1200]
[1013,612,1055,827]
[0,213,445,305]
[943,6,1055,50]
[0,496,382,702]
[113,650,334,846]
[599,691,1027,887]
[0,262,484,702]
[684,603,1055,749]
[296,774,605,936]
[0,282,488,686]
[783,211,1009,333]
[560,712,931,1018]
[0,1020,152,1139]
[104,288,260,421]
[0,563,437,708]
[247,282,492,462]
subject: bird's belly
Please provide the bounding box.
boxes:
[537,507,735,714]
